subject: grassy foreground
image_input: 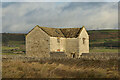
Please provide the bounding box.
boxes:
[2,58,119,78]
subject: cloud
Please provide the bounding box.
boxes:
[118,2,120,29]
[2,2,118,33]
[2,0,119,2]
[0,2,2,33]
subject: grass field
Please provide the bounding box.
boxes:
[2,46,20,51]
[90,47,118,53]
[2,45,25,55]
[2,53,20,55]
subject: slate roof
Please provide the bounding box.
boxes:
[28,25,83,38]
[39,26,65,37]
[60,28,82,38]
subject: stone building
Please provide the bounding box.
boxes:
[26,25,89,58]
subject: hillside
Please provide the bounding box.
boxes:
[88,30,119,48]
[1,29,119,54]
[2,30,119,47]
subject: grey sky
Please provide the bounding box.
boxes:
[2,0,119,2]
[2,2,118,33]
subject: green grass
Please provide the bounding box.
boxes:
[88,29,119,33]
[90,48,118,53]
[7,41,25,47]
[90,38,118,43]
[2,46,19,51]
[8,41,25,45]
[2,46,25,55]
[2,53,19,55]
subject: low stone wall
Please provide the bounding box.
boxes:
[50,52,67,58]
[81,53,118,60]
[2,53,119,61]
[66,38,79,57]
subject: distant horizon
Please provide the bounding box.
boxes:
[1,28,119,34]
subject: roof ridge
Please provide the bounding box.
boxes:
[38,25,81,29]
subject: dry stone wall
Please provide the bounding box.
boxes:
[50,37,66,52]
[2,53,119,61]
[66,38,79,58]
[81,53,118,60]
[26,26,50,58]
[50,37,59,52]
[78,27,89,56]
[50,52,67,58]
[60,38,66,52]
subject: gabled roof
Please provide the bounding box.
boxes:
[27,25,84,38]
[39,26,65,37]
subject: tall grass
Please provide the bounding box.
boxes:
[2,57,119,78]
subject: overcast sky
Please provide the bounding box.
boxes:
[2,1,119,33]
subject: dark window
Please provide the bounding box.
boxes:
[57,38,60,43]
[83,38,86,44]
[73,54,75,58]
[71,52,76,58]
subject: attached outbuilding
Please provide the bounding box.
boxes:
[26,25,89,58]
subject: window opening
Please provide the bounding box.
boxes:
[83,38,86,44]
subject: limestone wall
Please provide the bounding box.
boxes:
[78,27,89,56]
[50,37,66,52]
[66,38,79,58]
[26,26,50,58]
[60,38,66,52]
[50,37,59,52]
[26,26,89,58]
